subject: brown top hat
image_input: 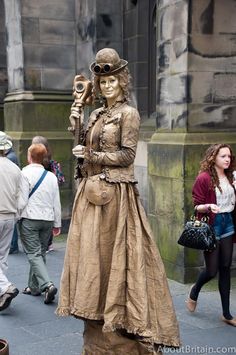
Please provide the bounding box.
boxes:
[90,48,128,76]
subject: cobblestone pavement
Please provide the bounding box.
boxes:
[0,240,236,355]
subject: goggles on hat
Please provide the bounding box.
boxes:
[93,63,116,74]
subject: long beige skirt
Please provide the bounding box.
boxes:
[56,180,180,350]
[82,320,163,355]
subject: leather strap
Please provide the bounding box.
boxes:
[29,170,48,198]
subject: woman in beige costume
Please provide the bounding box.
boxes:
[56,48,180,354]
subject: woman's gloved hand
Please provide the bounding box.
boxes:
[72,145,86,158]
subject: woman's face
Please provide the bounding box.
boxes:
[215,147,231,171]
[99,75,123,103]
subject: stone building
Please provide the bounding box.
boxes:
[0,0,236,282]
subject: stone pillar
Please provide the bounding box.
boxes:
[3,0,77,229]
[123,0,157,210]
[76,0,123,76]
[4,91,74,228]
[3,0,124,229]
[148,0,236,283]
[0,0,7,129]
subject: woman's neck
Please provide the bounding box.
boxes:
[215,166,226,178]
[106,94,124,108]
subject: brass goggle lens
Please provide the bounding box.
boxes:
[93,63,113,74]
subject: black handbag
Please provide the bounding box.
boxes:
[177,212,217,251]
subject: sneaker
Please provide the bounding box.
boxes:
[6,285,19,295]
[46,244,54,254]
[44,284,57,304]
[22,286,41,296]
[0,285,19,311]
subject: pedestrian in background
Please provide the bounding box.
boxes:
[0,131,28,311]
[186,143,236,327]
[20,143,61,304]
[5,135,20,254]
[32,136,65,252]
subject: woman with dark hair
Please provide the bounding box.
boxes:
[57,48,180,353]
[186,144,236,326]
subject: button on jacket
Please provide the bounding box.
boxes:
[82,103,140,183]
[21,163,61,228]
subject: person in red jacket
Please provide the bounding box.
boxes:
[186,143,236,327]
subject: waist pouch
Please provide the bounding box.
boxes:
[84,174,115,206]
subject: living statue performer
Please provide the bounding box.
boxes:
[56,48,180,354]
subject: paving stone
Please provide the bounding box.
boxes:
[1,240,236,355]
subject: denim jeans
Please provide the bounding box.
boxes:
[212,212,235,240]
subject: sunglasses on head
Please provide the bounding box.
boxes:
[93,63,115,74]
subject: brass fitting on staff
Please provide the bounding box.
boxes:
[68,74,94,132]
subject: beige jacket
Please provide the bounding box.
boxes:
[82,103,140,183]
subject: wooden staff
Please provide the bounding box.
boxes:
[68,74,93,178]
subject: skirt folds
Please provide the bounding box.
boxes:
[56,180,180,350]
